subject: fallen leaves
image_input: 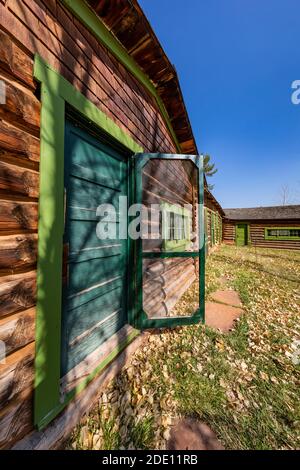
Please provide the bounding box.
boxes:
[67,246,300,451]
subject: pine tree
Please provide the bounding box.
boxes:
[203,154,217,190]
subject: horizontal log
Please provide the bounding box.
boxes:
[0,271,36,318]
[146,160,193,199]
[164,265,196,298]
[0,234,38,272]
[164,274,196,313]
[0,308,35,356]
[0,342,35,407]
[23,0,172,152]
[0,388,33,449]
[0,161,39,198]
[13,332,150,450]
[0,200,38,232]
[144,263,194,290]
[0,29,35,89]
[0,78,40,135]
[0,119,40,164]
[143,290,165,311]
[143,258,193,280]
[6,0,154,150]
[252,243,300,250]
[2,0,171,153]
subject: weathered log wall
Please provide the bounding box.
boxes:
[205,208,223,252]
[204,190,223,252]
[0,27,39,450]
[223,220,236,245]
[249,222,300,250]
[223,220,300,250]
[0,0,179,449]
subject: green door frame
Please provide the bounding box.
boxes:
[33,55,143,429]
[235,223,249,246]
[129,153,205,330]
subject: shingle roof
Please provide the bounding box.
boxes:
[224,205,300,221]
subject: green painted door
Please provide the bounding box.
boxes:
[236,223,248,246]
[61,120,128,376]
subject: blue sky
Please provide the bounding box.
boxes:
[139,0,300,208]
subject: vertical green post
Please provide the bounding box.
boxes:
[198,155,205,322]
[34,80,65,427]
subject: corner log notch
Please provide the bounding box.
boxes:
[86,0,198,155]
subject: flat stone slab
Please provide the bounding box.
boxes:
[167,418,224,450]
[205,301,243,332]
[211,290,242,308]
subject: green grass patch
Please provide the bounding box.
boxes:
[68,246,300,450]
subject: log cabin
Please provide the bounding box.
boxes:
[204,187,224,254]
[223,205,300,250]
[0,0,213,449]
[1,1,297,450]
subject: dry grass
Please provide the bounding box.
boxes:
[67,245,300,450]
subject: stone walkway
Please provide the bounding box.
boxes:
[166,289,244,450]
[167,418,224,450]
[205,289,244,333]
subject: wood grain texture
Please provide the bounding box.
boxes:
[0,308,35,356]
[6,0,147,149]
[0,28,35,88]
[0,161,39,198]
[0,389,33,449]
[223,221,300,250]
[250,223,300,250]
[0,79,40,135]
[0,200,38,232]
[223,221,235,242]
[0,271,36,318]
[0,342,35,407]
[0,234,37,273]
[36,0,175,150]
[0,1,176,153]
[0,119,40,166]
[85,0,197,153]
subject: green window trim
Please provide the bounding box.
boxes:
[264,227,300,241]
[161,202,192,251]
[204,209,223,246]
[34,54,142,429]
[60,0,181,153]
[204,207,209,253]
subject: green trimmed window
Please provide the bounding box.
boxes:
[161,203,191,251]
[265,227,300,240]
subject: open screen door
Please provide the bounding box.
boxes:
[130,153,205,330]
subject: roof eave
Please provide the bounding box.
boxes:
[86,0,198,154]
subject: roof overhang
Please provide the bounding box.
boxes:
[62,0,198,154]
